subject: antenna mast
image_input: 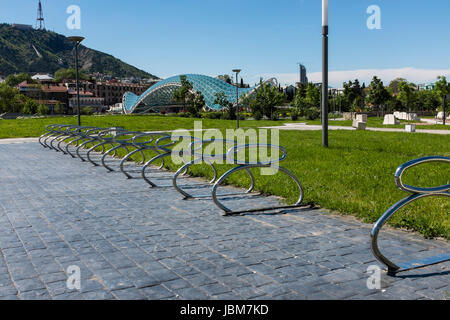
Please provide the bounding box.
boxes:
[36,0,45,30]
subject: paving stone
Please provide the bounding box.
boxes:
[140,285,175,300]
[0,142,448,300]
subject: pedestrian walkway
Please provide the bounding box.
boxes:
[0,142,448,300]
[260,123,450,135]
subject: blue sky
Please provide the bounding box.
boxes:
[1,0,450,87]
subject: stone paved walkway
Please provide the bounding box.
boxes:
[260,123,450,135]
[0,142,448,300]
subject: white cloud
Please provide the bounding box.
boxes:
[250,67,450,88]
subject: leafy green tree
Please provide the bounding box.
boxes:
[304,83,320,109]
[217,75,232,84]
[81,106,93,115]
[173,75,194,111]
[0,83,20,113]
[54,68,87,82]
[186,91,205,117]
[22,99,38,114]
[5,73,33,87]
[366,76,391,114]
[397,81,415,111]
[37,103,49,115]
[342,80,365,111]
[214,91,235,119]
[54,101,65,114]
[432,76,449,109]
[389,78,406,95]
[248,81,286,119]
[414,90,439,112]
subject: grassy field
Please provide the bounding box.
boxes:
[1,115,449,239]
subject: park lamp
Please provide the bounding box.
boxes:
[67,36,85,127]
[232,69,241,129]
[322,0,329,147]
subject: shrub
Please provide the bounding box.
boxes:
[202,112,222,119]
[291,109,299,121]
[81,106,93,115]
[305,108,320,120]
[253,110,262,120]
[54,101,65,114]
[22,100,37,115]
[37,103,49,116]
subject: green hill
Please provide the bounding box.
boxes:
[0,24,158,79]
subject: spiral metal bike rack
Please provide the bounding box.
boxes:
[371,156,450,276]
[40,125,306,217]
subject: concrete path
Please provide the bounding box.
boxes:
[0,138,38,145]
[0,142,448,300]
[260,123,450,135]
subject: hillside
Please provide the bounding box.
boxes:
[0,24,158,79]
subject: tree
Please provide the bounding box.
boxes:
[247,80,286,119]
[414,90,439,112]
[37,103,49,116]
[343,80,365,111]
[54,101,65,114]
[432,76,449,109]
[0,83,20,113]
[304,83,320,109]
[173,75,193,111]
[22,99,38,114]
[5,73,33,87]
[397,81,415,111]
[186,91,205,117]
[389,78,406,95]
[366,76,391,114]
[54,68,87,82]
[214,91,235,119]
[217,75,232,84]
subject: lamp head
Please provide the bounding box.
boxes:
[232,69,241,74]
[67,36,85,44]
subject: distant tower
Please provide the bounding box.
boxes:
[36,0,45,30]
[297,63,308,85]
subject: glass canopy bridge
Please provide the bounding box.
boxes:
[122,74,276,114]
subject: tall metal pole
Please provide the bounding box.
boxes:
[75,42,81,127]
[322,0,329,147]
[68,36,84,127]
[233,69,241,129]
[444,95,448,126]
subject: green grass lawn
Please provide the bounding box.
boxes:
[1,115,449,239]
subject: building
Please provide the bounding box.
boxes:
[122,74,274,114]
[12,24,33,30]
[68,90,106,113]
[64,80,154,106]
[18,81,69,112]
[299,64,308,85]
[32,74,54,83]
[418,83,435,91]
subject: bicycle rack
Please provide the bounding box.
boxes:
[371,156,450,276]
[40,125,307,216]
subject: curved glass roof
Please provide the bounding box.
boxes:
[123,74,254,113]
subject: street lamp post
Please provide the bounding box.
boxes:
[444,94,449,126]
[322,0,329,147]
[232,69,241,129]
[68,36,85,127]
